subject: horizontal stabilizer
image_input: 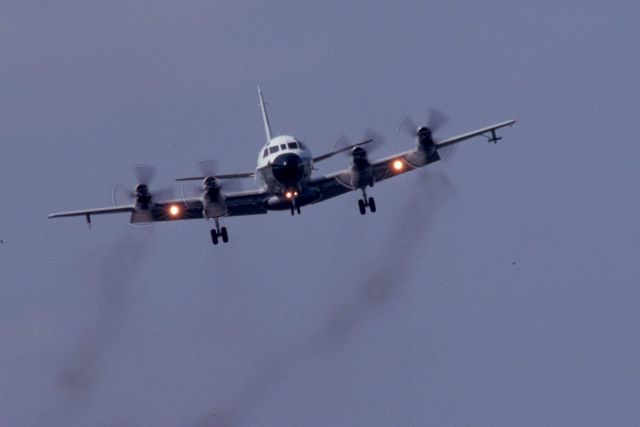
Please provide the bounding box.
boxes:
[175,172,254,182]
[313,138,374,163]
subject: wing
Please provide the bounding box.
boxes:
[133,189,269,223]
[310,148,429,203]
[49,189,270,224]
[437,119,515,148]
[311,119,515,203]
[223,189,269,216]
[131,189,269,223]
[47,202,195,224]
[48,206,135,220]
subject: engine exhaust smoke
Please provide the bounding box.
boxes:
[41,231,150,425]
[198,171,454,426]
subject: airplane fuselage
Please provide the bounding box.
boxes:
[46,86,516,245]
[255,135,318,210]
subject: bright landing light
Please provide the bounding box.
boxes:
[169,205,180,217]
[392,159,404,171]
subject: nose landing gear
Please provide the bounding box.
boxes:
[290,205,301,215]
[289,195,301,216]
[290,202,301,216]
[358,188,376,215]
[210,219,229,245]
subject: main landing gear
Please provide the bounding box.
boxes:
[210,219,229,245]
[358,188,376,215]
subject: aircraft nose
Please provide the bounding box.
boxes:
[271,153,304,186]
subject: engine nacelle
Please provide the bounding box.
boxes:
[417,126,437,156]
[351,146,370,170]
[202,198,226,219]
[134,184,152,210]
[203,177,221,203]
[201,177,226,218]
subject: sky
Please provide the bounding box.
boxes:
[1,1,639,426]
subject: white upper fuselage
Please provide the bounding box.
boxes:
[255,134,313,193]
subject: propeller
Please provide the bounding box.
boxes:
[111,164,175,207]
[109,164,175,227]
[330,128,386,159]
[396,108,456,161]
[179,159,244,205]
[133,164,156,186]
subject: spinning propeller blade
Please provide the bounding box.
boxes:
[180,158,244,205]
[111,164,174,206]
[396,108,455,162]
[329,128,385,159]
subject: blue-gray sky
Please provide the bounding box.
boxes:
[1,1,639,426]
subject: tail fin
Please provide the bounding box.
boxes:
[258,85,273,144]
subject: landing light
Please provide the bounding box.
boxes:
[285,191,293,199]
[169,205,180,217]
[392,159,404,171]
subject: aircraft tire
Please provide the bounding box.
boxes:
[368,197,376,213]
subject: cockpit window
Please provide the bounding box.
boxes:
[280,144,286,150]
[269,146,279,154]
[263,148,268,158]
[287,142,298,149]
[298,141,306,150]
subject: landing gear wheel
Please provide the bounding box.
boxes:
[358,199,366,215]
[210,229,219,245]
[368,197,376,213]
[220,227,229,243]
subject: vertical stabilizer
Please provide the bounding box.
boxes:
[258,85,273,144]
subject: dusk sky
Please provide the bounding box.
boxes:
[1,1,639,426]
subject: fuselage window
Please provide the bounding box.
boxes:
[287,142,298,149]
[263,148,269,158]
[269,146,279,154]
[280,144,286,150]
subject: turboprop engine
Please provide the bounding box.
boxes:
[417,126,437,157]
[201,176,226,218]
